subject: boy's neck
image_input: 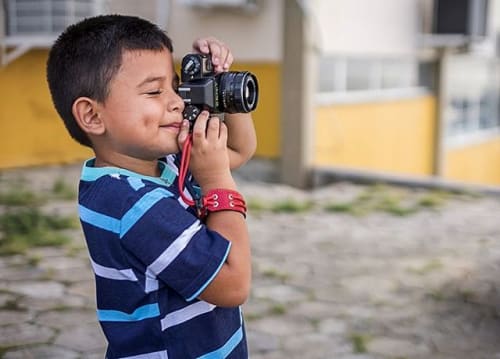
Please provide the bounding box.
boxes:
[94,155,161,177]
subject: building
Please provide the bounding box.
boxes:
[1,0,499,188]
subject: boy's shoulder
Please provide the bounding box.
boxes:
[79,161,178,215]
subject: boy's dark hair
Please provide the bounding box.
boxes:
[46,15,174,147]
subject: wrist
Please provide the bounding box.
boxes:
[198,174,237,193]
[199,188,247,219]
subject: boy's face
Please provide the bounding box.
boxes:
[96,48,184,161]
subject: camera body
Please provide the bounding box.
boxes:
[177,53,259,123]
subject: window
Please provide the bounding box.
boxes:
[2,0,102,64]
[316,55,427,104]
[444,55,500,145]
[4,0,101,37]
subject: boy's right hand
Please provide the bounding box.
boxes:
[177,111,236,192]
[179,112,250,308]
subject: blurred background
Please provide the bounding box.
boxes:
[1,0,499,190]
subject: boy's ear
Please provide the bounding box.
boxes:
[72,97,105,136]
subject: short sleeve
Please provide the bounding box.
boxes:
[120,188,230,301]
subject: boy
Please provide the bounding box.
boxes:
[46,14,255,358]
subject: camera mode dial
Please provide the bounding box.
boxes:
[183,105,201,124]
[182,56,202,79]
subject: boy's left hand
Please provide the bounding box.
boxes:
[192,37,233,73]
[190,37,256,170]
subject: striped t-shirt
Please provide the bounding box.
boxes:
[78,158,248,358]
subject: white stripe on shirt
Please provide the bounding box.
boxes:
[145,220,202,293]
[165,155,179,176]
[161,301,216,331]
[119,349,168,359]
[177,186,194,209]
[90,257,138,281]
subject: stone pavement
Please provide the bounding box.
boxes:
[1,163,500,358]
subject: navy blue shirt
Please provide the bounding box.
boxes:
[78,158,248,358]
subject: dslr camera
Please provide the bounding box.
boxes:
[177,53,259,124]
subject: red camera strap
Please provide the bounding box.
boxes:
[178,134,195,206]
[178,135,246,219]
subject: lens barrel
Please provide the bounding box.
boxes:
[218,72,259,113]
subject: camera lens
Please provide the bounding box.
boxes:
[218,72,259,113]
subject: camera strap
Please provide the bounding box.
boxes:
[178,134,197,208]
[178,135,247,219]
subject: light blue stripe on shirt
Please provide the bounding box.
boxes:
[197,325,243,359]
[97,303,160,322]
[128,177,145,190]
[79,205,120,234]
[120,188,173,238]
[80,158,176,187]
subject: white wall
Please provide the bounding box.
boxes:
[491,0,500,33]
[106,0,159,23]
[166,0,283,62]
[314,0,420,57]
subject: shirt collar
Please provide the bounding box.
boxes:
[80,158,177,187]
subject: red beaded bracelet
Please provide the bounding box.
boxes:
[197,189,247,219]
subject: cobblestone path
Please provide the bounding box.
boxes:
[1,164,500,359]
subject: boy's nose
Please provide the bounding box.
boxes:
[168,93,185,113]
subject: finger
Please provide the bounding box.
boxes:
[192,111,210,142]
[177,120,191,148]
[208,41,222,68]
[206,116,221,140]
[222,52,233,71]
[214,43,232,72]
[219,121,228,144]
[192,38,210,54]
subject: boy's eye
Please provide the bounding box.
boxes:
[146,89,163,95]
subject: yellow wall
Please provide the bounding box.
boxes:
[3,51,500,187]
[0,51,281,169]
[315,96,436,176]
[445,138,500,185]
[219,62,281,159]
[0,50,92,169]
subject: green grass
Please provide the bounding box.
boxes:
[270,199,314,213]
[350,333,370,353]
[269,303,287,315]
[324,202,355,213]
[261,268,290,282]
[416,190,450,208]
[427,290,446,301]
[51,178,77,200]
[246,198,269,212]
[1,299,22,311]
[0,180,79,255]
[0,189,45,206]
[0,177,76,206]
[243,184,470,218]
[407,258,443,275]
[0,207,76,255]
[324,184,457,217]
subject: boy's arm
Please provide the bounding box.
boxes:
[224,113,257,169]
[178,112,251,307]
[192,37,257,169]
[200,198,251,307]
